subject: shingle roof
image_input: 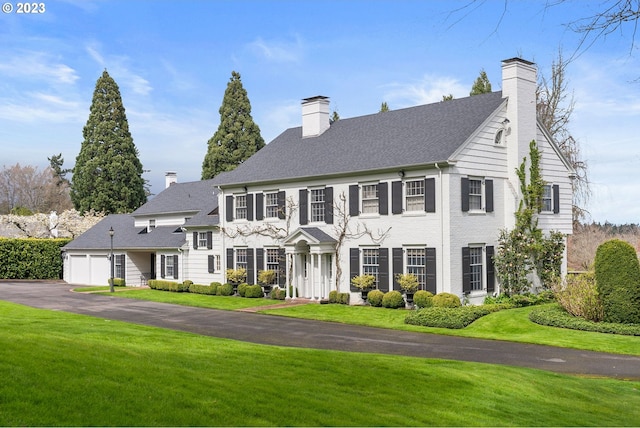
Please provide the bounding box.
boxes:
[62,214,186,250]
[212,91,505,187]
[133,179,218,216]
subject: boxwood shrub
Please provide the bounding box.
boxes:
[244,284,264,298]
[339,292,350,305]
[529,304,640,336]
[216,283,234,296]
[367,289,384,307]
[382,290,405,309]
[188,283,217,295]
[329,290,338,303]
[271,287,286,300]
[108,278,126,287]
[413,290,434,308]
[432,292,461,308]
[405,306,490,329]
[237,283,249,297]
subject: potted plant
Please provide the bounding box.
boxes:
[258,269,277,296]
[351,274,376,302]
[226,268,247,294]
[396,273,419,304]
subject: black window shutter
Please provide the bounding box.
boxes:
[461,177,470,212]
[277,191,286,219]
[247,248,255,284]
[486,246,495,293]
[255,193,264,220]
[462,247,471,293]
[379,182,388,215]
[278,248,286,287]
[349,184,359,217]
[193,232,198,249]
[553,184,560,214]
[208,255,215,273]
[392,247,403,291]
[118,254,125,278]
[378,248,389,292]
[226,195,234,222]
[160,255,165,279]
[425,178,436,213]
[256,248,264,278]
[207,231,213,249]
[324,186,333,224]
[247,194,254,221]
[173,255,179,279]
[426,247,437,294]
[299,189,308,225]
[391,181,403,214]
[349,248,359,291]
[226,248,234,271]
[485,179,494,212]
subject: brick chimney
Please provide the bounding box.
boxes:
[165,171,177,188]
[301,96,330,138]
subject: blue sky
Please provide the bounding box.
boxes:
[1,0,639,224]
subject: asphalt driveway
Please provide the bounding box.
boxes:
[1,281,639,380]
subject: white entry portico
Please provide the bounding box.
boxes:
[284,227,336,300]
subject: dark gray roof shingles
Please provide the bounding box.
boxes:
[213,91,505,186]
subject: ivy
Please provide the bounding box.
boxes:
[494,140,565,295]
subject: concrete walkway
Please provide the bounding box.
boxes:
[1,281,639,380]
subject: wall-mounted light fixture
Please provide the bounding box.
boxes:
[398,170,405,178]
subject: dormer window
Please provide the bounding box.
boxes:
[148,219,156,232]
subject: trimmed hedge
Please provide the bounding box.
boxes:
[405,306,490,329]
[367,289,384,307]
[529,304,640,336]
[381,290,404,309]
[237,283,249,297]
[0,238,71,279]
[217,283,234,296]
[432,292,461,308]
[244,284,264,298]
[328,290,350,305]
[271,287,286,300]
[108,278,126,287]
[413,290,434,308]
[188,283,217,295]
[148,280,189,292]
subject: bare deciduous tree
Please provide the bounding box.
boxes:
[0,163,73,214]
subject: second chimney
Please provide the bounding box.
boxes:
[301,96,330,138]
[165,171,177,188]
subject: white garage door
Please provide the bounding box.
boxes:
[68,255,90,285]
[89,255,110,286]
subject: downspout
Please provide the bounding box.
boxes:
[435,163,444,294]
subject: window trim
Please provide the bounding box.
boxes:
[461,177,493,213]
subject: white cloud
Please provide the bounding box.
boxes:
[84,43,152,96]
[381,74,468,107]
[0,51,79,84]
[247,36,304,63]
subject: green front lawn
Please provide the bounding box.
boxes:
[1,300,639,427]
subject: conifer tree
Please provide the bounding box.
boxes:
[71,70,146,214]
[202,71,265,179]
[470,69,492,95]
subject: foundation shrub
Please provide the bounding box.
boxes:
[367,289,384,307]
[148,280,180,291]
[244,284,264,298]
[594,239,640,324]
[329,290,338,303]
[237,283,249,297]
[432,292,461,308]
[530,304,640,336]
[405,306,490,329]
[189,283,217,295]
[217,283,234,296]
[108,278,126,287]
[413,290,434,309]
[339,292,350,305]
[381,291,405,309]
[209,282,221,294]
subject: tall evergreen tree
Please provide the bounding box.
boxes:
[202,71,265,179]
[71,70,146,214]
[470,69,492,95]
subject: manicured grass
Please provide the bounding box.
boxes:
[94,288,285,310]
[1,300,639,427]
[261,304,640,356]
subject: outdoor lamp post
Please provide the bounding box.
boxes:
[109,226,115,293]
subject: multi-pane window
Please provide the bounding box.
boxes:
[542,185,553,212]
[266,248,280,283]
[215,255,221,272]
[405,180,425,211]
[235,195,247,219]
[148,219,155,231]
[166,256,175,278]
[236,248,247,270]
[310,189,325,222]
[469,179,482,210]
[115,255,124,279]
[362,249,379,286]
[198,232,208,248]
[406,249,426,289]
[265,192,279,218]
[469,247,483,291]
[361,184,379,214]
